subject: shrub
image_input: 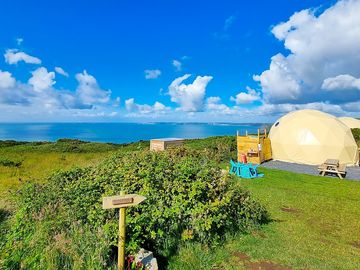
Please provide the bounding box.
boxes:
[186,136,237,163]
[0,157,22,167]
[352,128,360,147]
[1,148,268,269]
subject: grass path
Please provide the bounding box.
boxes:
[169,167,360,269]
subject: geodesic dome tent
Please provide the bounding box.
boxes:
[338,117,360,129]
[269,110,359,166]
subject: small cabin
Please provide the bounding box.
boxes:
[237,129,272,164]
[150,138,185,151]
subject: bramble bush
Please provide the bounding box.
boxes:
[185,136,237,163]
[0,157,22,167]
[1,148,269,269]
[352,128,360,147]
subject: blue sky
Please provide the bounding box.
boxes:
[0,0,359,122]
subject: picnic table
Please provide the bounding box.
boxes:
[318,159,346,179]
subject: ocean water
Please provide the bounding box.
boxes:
[0,123,271,144]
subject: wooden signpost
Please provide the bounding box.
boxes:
[102,191,146,270]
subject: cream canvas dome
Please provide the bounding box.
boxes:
[269,110,359,166]
[338,117,360,129]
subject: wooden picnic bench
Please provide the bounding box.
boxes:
[318,159,346,179]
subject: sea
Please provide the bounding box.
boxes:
[0,123,271,144]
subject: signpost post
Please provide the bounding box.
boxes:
[102,191,146,270]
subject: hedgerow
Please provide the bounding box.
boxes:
[1,148,269,269]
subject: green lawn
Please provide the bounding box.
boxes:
[168,168,360,269]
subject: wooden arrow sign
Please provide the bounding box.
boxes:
[102,192,146,269]
[102,194,146,209]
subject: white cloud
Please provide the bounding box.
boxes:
[125,98,169,114]
[4,49,41,65]
[0,70,16,89]
[28,67,56,92]
[253,54,300,103]
[254,0,360,105]
[230,86,261,104]
[0,67,114,112]
[172,60,182,71]
[207,96,221,104]
[144,69,161,79]
[341,101,360,112]
[75,70,111,104]
[114,97,121,107]
[271,9,314,40]
[205,96,238,115]
[322,74,360,91]
[168,74,213,112]
[55,66,69,77]
[224,15,236,30]
[16,38,24,46]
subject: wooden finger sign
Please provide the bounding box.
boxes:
[102,191,146,270]
[102,194,146,209]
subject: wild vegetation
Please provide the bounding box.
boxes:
[352,128,360,147]
[1,145,268,269]
[0,135,359,269]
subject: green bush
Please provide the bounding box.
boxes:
[1,148,268,269]
[0,157,22,167]
[0,140,28,148]
[186,136,237,163]
[352,128,360,147]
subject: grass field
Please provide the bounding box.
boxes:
[1,137,360,269]
[168,168,360,269]
[0,139,149,209]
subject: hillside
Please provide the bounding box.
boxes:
[0,137,360,269]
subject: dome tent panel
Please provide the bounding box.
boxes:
[269,109,359,166]
[338,117,360,129]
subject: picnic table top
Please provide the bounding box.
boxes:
[324,159,339,166]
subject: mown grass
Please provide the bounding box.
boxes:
[168,167,360,270]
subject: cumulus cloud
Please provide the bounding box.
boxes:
[254,0,360,106]
[28,67,56,92]
[0,70,16,89]
[172,60,182,71]
[205,96,238,115]
[0,67,115,114]
[4,49,41,65]
[0,46,118,120]
[55,66,69,77]
[322,74,360,91]
[75,70,111,105]
[125,98,169,114]
[230,86,261,104]
[207,96,221,104]
[144,69,161,79]
[168,74,213,112]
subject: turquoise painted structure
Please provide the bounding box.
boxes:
[229,159,264,179]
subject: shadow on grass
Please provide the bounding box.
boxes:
[0,208,10,225]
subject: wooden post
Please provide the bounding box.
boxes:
[264,128,267,137]
[102,193,146,270]
[118,190,126,270]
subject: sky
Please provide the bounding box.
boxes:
[0,0,359,122]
